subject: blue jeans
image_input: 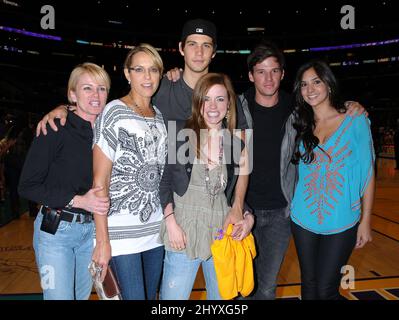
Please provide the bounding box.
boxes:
[110,245,164,300]
[250,208,291,300]
[33,212,94,300]
[160,250,221,300]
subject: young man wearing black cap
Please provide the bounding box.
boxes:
[154,18,248,129]
[153,19,218,123]
[153,18,250,235]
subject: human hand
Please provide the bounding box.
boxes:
[223,205,243,235]
[165,67,182,82]
[231,212,254,241]
[92,241,112,281]
[75,186,110,215]
[165,215,187,250]
[345,101,368,117]
[36,105,70,136]
[355,221,372,249]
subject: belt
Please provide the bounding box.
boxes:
[42,207,93,224]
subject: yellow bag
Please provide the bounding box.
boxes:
[210,224,237,300]
[211,224,257,300]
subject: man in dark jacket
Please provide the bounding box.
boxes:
[238,43,296,299]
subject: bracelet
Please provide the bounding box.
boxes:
[164,212,175,220]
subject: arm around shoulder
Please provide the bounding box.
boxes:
[36,105,69,137]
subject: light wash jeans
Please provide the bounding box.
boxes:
[160,250,221,300]
[33,211,94,300]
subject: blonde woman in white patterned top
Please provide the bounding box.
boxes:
[91,44,167,300]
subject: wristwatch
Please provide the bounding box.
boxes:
[66,198,74,209]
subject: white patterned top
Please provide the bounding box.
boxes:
[93,99,167,255]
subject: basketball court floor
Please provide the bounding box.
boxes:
[1,158,398,300]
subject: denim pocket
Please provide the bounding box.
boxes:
[57,220,72,232]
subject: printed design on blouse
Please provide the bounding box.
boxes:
[94,107,134,151]
[96,104,167,223]
[96,221,162,240]
[110,221,162,240]
[304,117,354,225]
[118,127,139,155]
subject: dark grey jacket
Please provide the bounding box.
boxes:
[238,90,298,217]
[159,121,247,211]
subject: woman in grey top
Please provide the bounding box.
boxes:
[159,73,253,300]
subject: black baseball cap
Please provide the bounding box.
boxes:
[181,18,217,45]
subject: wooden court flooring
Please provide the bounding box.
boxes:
[1,158,398,300]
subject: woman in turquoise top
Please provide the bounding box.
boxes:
[290,60,375,300]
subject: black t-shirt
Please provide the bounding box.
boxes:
[246,91,292,210]
[153,76,249,129]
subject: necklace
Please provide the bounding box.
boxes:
[127,93,155,126]
[204,135,226,207]
[127,93,163,177]
[132,101,159,141]
[126,93,159,142]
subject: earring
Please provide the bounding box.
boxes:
[128,80,131,85]
[225,109,230,121]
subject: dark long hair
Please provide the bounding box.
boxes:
[291,60,346,164]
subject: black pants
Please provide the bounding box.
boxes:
[291,221,358,300]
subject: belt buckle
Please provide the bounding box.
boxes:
[76,213,84,224]
[84,214,90,223]
[79,213,92,224]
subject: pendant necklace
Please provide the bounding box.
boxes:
[128,93,162,176]
[204,135,225,207]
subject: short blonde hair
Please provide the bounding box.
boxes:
[123,43,164,75]
[67,62,111,104]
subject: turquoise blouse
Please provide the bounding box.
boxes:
[291,114,375,234]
